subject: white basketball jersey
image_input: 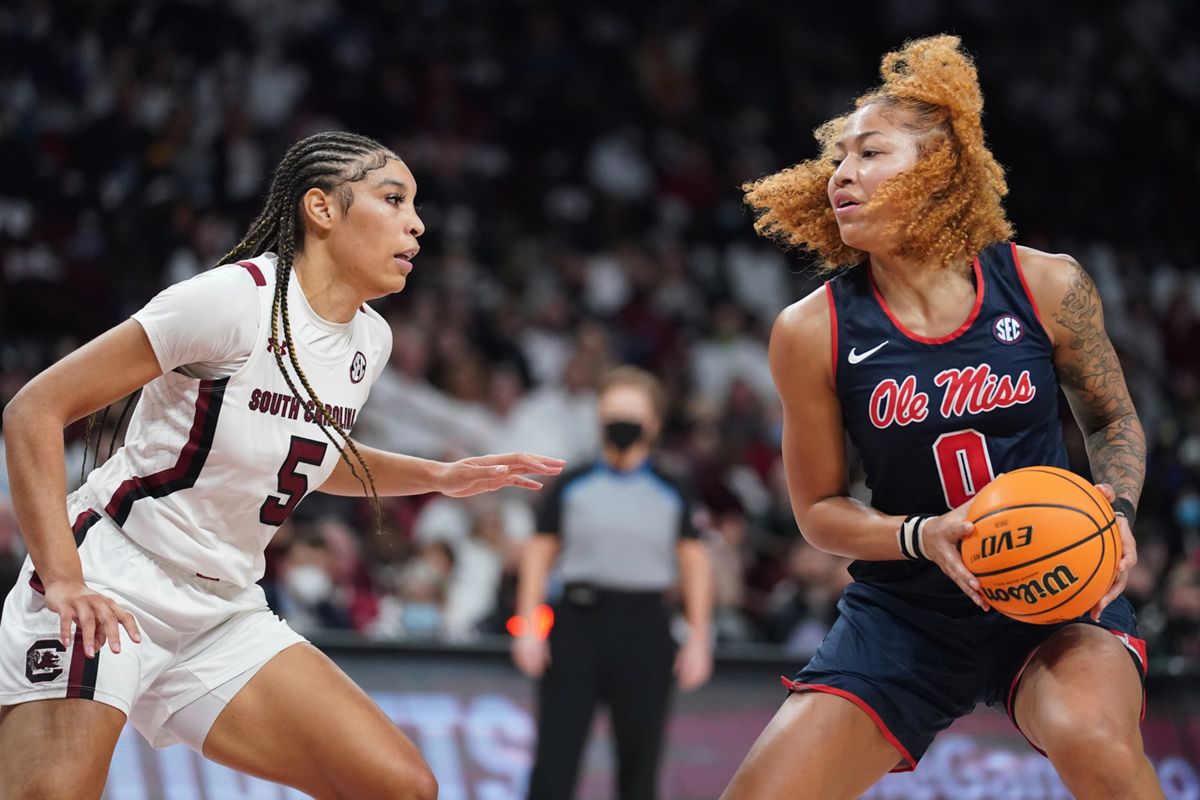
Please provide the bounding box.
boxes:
[74,255,391,587]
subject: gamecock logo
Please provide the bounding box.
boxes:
[25,639,66,684]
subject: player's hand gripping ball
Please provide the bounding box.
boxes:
[961,466,1122,624]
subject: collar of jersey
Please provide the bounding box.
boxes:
[865,255,985,347]
[288,273,355,334]
[595,457,652,477]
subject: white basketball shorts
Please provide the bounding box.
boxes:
[0,495,304,749]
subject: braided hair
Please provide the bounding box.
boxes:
[214,131,398,529]
[81,132,394,529]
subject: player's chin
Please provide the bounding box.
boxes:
[374,274,408,297]
[835,224,872,251]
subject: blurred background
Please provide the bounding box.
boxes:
[1,1,1198,798]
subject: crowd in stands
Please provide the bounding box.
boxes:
[2,0,1199,664]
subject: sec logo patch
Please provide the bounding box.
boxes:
[992,314,1023,345]
[350,351,367,384]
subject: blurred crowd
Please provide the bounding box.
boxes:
[2,0,1199,663]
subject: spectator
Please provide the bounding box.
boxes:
[368,541,455,641]
[273,527,353,636]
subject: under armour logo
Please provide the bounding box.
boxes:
[848,341,889,364]
[268,337,289,355]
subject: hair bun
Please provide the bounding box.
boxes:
[878,35,983,118]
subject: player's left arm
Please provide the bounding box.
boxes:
[318,441,564,498]
[1018,246,1145,614]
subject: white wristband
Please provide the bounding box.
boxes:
[898,515,931,561]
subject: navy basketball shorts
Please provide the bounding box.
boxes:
[785,581,1145,771]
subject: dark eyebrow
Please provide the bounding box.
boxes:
[832,130,884,152]
[374,178,408,190]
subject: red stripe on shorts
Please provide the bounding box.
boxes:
[66,629,87,697]
[782,677,918,772]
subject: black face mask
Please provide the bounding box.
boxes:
[603,420,644,451]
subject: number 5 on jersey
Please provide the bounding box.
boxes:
[932,429,996,508]
[260,436,329,526]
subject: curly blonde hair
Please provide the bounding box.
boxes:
[743,35,1013,273]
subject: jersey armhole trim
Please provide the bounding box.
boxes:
[825,281,838,386]
[1008,243,1045,326]
[237,260,266,287]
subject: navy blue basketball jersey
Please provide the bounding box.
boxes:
[827,241,1068,605]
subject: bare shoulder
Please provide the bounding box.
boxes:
[1013,246,1096,306]
[770,282,833,389]
[772,283,830,341]
[1013,245,1102,348]
[1013,245,1086,289]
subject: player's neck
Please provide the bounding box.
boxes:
[291,253,361,324]
[603,446,650,472]
[867,251,976,334]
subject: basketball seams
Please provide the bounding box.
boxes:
[970,500,1102,529]
[969,518,1115,579]
[1104,524,1122,593]
[1035,467,1124,610]
[1021,467,1113,523]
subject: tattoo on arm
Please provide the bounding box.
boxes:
[1052,259,1146,507]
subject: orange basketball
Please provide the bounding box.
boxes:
[961,466,1122,624]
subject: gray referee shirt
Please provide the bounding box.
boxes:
[536,460,698,591]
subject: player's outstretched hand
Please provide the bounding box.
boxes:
[437,453,565,498]
[923,504,990,611]
[1091,483,1137,621]
[44,580,142,658]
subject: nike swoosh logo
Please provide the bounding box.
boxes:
[848,341,889,364]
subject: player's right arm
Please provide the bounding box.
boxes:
[770,288,986,608]
[2,320,156,656]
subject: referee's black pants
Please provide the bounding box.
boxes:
[527,587,676,800]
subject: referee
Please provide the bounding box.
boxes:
[512,366,714,800]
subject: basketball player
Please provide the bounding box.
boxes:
[0,132,564,799]
[721,37,1162,799]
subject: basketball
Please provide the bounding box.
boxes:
[961,466,1122,624]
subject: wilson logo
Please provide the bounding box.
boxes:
[983,564,1079,605]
